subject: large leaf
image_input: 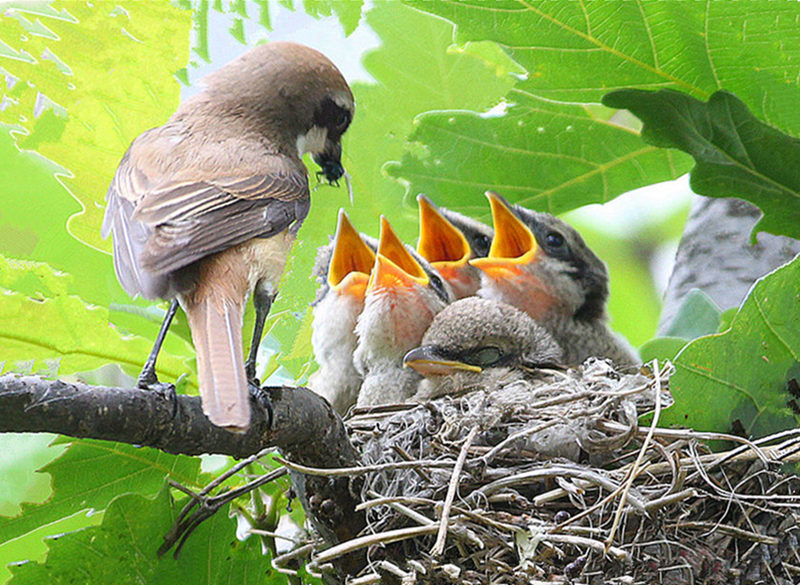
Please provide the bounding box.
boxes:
[603,89,800,241]
[0,1,192,252]
[386,100,691,215]
[390,1,800,215]
[0,255,192,383]
[7,485,272,585]
[660,256,800,437]
[406,1,800,131]
[0,440,201,545]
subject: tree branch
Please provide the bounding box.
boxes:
[0,374,366,577]
[659,196,800,334]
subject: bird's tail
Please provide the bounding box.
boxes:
[184,297,250,431]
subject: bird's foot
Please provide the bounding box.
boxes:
[137,372,178,418]
[249,381,273,429]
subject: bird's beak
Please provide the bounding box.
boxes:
[403,346,483,375]
[313,139,344,185]
[328,210,375,299]
[469,191,538,279]
[416,194,472,272]
[366,217,430,293]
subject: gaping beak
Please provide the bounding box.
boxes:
[328,210,375,299]
[469,191,538,280]
[403,345,483,375]
[313,140,344,185]
[365,217,430,293]
[416,194,472,267]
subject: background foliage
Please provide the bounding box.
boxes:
[0,1,798,583]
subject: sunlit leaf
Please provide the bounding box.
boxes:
[0,255,193,383]
[0,440,201,544]
[603,89,800,241]
[7,485,271,585]
[0,1,192,252]
[660,256,800,437]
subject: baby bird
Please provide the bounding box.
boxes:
[309,210,375,414]
[470,191,638,366]
[354,217,453,407]
[403,297,563,400]
[416,194,493,299]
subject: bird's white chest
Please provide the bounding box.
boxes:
[240,229,296,294]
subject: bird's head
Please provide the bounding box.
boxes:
[403,297,562,397]
[199,41,355,185]
[470,191,609,323]
[416,195,488,299]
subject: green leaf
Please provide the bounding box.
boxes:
[406,1,800,132]
[660,256,800,437]
[386,101,691,215]
[0,1,192,253]
[639,337,688,363]
[0,435,65,518]
[391,1,800,216]
[0,255,193,383]
[661,289,722,340]
[7,485,273,585]
[603,89,800,241]
[0,440,201,544]
[304,0,364,35]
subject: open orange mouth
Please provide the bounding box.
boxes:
[470,191,538,279]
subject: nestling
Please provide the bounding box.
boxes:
[403,297,563,400]
[309,210,375,414]
[354,217,453,407]
[471,192,638,366]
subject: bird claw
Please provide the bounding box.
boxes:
[137,379,178,419]
[249,382,274,428]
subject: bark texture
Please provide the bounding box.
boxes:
[659,196,800,334]
[0,374,365,576]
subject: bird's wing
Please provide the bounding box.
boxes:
[105,144,310,279]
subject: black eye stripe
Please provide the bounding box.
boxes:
[313,97,351,133]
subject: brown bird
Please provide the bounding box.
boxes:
[308,210,375,414]
[403,297,562,400]
[416,194,493,300]
[354,217,452,406]
[470,192,638,367]
[102,42,354,430]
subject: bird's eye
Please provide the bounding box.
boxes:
[545,231,565,249]
[336,110,350,129]
[469,346,503,367]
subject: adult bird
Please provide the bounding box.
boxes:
[403,297,563,400]
[470,192,638,367]
[102,42,354,430]
[416,194,493,300]
[354,217,453,407]
[309,210,375,414]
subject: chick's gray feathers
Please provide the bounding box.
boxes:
[421,297,563,368]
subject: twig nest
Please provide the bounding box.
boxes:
[329,360,800,584]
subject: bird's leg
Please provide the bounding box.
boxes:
[137,299,179,398]
[244,287,274,386]
[245,287,276,428]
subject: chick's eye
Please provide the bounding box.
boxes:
[469,346,503,367]
[545,232,564,249]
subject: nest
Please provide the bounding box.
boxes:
[293,360,800,584]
